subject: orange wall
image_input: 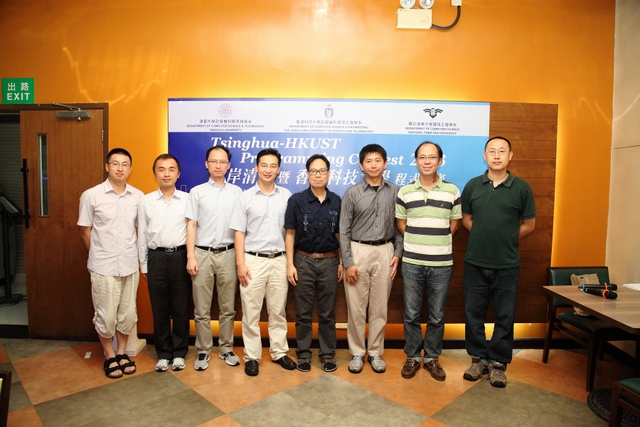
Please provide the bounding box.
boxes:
[0,1,615,334]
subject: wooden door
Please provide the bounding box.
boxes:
[21,109,104,339]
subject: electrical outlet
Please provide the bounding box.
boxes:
[336,323,348,329]
[451,0,462,6]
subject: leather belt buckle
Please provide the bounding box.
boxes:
[165,247,176,253]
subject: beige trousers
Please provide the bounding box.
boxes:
[344,242,394,357]
[240,254,289,362]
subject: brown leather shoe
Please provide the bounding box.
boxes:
[401,359,421,379]
[424,359,446,381]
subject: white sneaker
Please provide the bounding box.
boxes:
[219,351,241,366]
[348,356,364,374]
[172,357,185,371]
[194,353,210,371]
[155,359,170,372]
[368,356,386,373]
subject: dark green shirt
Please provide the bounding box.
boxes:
[461,171,536,269]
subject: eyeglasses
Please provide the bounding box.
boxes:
[108,161,131,168]
[207,160,229,166]
[308,169,329,176]
[417,155,439,162]
[486,149,509,157]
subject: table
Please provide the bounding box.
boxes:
[543,284,640,375]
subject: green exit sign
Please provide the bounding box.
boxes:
[2,78,34,104]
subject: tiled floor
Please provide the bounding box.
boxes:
[2,338,635,427]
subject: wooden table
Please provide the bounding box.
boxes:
[543,284,640,375]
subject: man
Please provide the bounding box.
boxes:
[186,146,242,371]
[461,136,536,388]
[340,144,403,374]
[78,148,143,379]
[230,148,295,376]
[396,141,461,381]
[285,154,343,373]
[138,154,191,372]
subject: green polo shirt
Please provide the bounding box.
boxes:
[461,171,536,269]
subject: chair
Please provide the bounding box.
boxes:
[609,378,640,427]
[0,370,11,427]
[543,266,635,391]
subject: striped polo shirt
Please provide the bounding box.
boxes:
[395,176,462,266]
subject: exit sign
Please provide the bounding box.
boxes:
[2,78,34,104]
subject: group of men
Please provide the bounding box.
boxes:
[78,136,535,388]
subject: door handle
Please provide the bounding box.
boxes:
[21,158,31,228]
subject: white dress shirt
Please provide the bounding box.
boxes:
[137,188,189,274]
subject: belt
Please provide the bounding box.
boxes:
[246,251,285,259]
[196,244,234,254]
[295,249,338,259]
[352,238,394,246]
[150,245,186,253]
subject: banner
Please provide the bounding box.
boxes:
[168,98,490,195]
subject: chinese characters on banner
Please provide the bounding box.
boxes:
[168,98,490,196]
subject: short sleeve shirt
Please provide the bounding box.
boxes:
[229,184,292,253]
[137,189,189,274]
[78,179,143,276]
[462,171,536,269]
[284,187,341,253]
[396,176,462,266]
[185,179,241,247]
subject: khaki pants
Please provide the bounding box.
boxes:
[192,247,238,354]
[344,242,394,357]
[240,254,289,362]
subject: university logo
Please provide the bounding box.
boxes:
[325,104,334,119]
[423,108,443,118]
[218,103,233,118]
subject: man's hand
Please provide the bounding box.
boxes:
[345,266,360,285]
[237,264,252,287]
[186,257,199,276]
[337,264,344,283]
[389,256,400,281]
[287,265,298,286]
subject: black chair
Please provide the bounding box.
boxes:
[543,266,635,391]
[609,378,640,427]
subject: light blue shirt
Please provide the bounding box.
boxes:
[229,184,292,253]
[185,179,241,247]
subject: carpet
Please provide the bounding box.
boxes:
[587,388,640,427]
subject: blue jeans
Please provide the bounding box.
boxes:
[464,262,519,364]
[402,263,452,360]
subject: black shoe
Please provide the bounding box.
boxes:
[245,359,259,376]
[322,358,337,373]
[273,355,296,370]
[297,359,311,372]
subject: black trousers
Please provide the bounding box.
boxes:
[147,249,192,359]
[293,253,339,360]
